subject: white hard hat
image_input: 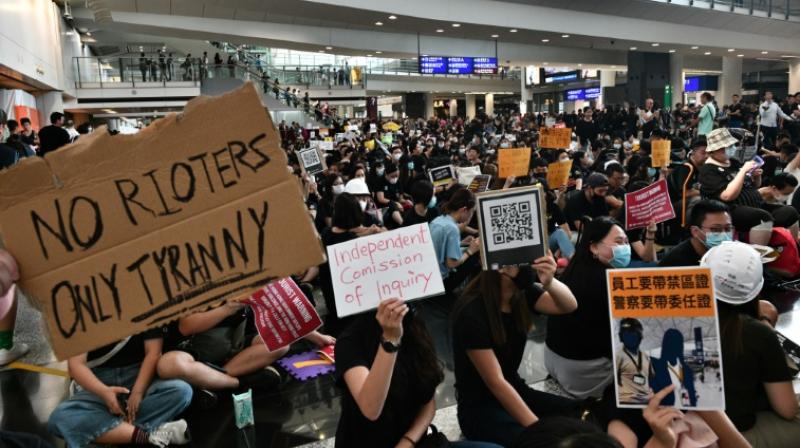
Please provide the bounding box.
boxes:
[700,241,764,305]
[344,178,370,196]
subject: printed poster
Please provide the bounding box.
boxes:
[298,147,326,176]
[429,165,455,187]
[244,277,322,351]
[607,266,725,410]
[624,179,675,230]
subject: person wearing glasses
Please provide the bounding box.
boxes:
[659,199,732,267]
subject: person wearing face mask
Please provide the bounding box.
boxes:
[344,177,383,228]
[545,217,630,399]
[564,173,610,231]
[315,174,345,233]
[759,172,798,205]
[700,128,799,234]
[374,164,408,230]
[401,179,440,227]
[659,200,732,267]
[452,258,580,447]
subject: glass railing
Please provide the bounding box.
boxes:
[645,0,800,20]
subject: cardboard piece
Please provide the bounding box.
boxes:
[298,147,326,176]
[428,165,455,188]
[607,267,725,410]
[546,159,573,189]
[325,223,444,317]
[468,174,492,193]
[498,147,531,178]
[476,185,548,270]
[0,82,325,359]
[624,179,676,230]
[456,166,482,186]
[539,127,572,149]
[651,140,671,167]
[243,278,322,352]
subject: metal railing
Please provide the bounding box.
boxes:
[648,0,800,20]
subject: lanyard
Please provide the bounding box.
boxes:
[623,348,642,373]
[667,362,684,383]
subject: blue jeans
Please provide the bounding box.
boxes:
[48,364,192,448]
[548,228,575,259]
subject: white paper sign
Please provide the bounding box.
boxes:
[326,224,444,317]
[456,166,483,186]
[319,141,334,151]
[369,123,377,134]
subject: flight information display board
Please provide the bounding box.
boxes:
[419,56,447,74]
[418,56,498,75]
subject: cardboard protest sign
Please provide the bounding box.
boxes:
[607,267,724,410]
[651,140,671,167]
[326,224,444,317]
[468,174,492,193]
[498,147,531,178]
[539,127,572,149]
[624,179,675,230]
[476,185,548,270]
[298,147,326,176]
[428,165,455,188]
[546,159,573,189]
[0,82,325,359]
[456,166,482,186]
[243,278,322,351]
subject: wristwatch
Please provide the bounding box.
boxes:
[380,337,401,353]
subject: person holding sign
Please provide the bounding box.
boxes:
[401,179,440,228]
[430,189,482,299]
[335,298,497,448]
[452,256,579,446]
[545,217,630,399]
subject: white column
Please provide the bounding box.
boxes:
[424,93,435,119]
[719,56,743,107]
[485,93,494,116]
[790,60,800,95]
[520,69,532,115]
[598,70,616,109]
[449,98,458,118]
[36,91,64,125]
[465,94,476,119]
[669,53,685,106]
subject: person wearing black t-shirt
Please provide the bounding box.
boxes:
[374,163,408,229]
[38,112,71,157]
[401,179,440,227]
[728,94,744,128]
[453,259,579,447]
[575,110,598,149]
[564,173,610,231]
[48,330,192,447]
[659,200,731,267]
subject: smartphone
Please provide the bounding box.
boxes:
[747,155,764,176]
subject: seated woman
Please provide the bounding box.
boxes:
[401,179,440,228]
[702,241,800,447]
[545,217,629,399]
[452,254,580,447]
[335,298,499,448]
[48,330,192,447]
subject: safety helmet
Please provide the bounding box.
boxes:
[700,241,764,304]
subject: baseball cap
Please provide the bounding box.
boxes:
[700,241,764,304]
[585,173,609,188]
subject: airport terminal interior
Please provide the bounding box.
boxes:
[5,1,800,447]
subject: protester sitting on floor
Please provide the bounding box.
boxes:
[48,329,192,447]
[659,199,732,267]
[702,241,800,447]
[335,297,500,448]
[545,217,629,399]
[452,253,580,447]
[401,179,440,227]
[156,300,335,407]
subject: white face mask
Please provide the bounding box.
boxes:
[486,149,496,155]
[388,177,398,185]
[332,184,345,195]
[459,147,466,154]
[359,200,368,211]
[613,143,622,150]
[775,192,789,202]
[500,142,510,148]
[393,153,402,161]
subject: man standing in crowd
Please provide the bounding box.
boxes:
[639,98,659,138]
[38,112,71,157]
[728,94,744,128]
[693,92,716,136]
[760,90,795,149]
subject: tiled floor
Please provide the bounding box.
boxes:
[2,284,799,447]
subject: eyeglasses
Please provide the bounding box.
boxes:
[700,226,734,233]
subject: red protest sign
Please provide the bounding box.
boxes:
[624,179,676,230]
[243,278,322,351]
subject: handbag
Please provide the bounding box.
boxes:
[416,425,449,448]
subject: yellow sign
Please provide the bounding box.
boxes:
[546,159,573,189]
[651,140,671,167]
[498,147,531,178]
[539,127,572,149]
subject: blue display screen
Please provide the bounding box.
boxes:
[473,57,498,74]
[684,76,700,92]
[419,56,447,74]
[565,87,602,101]
[585,87,601,99]
[446,57,473,74]
[545,71,579,83]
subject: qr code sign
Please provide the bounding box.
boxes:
[484,197,541,252]
[300,149,320,168]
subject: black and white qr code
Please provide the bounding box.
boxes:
[300,150,319,167]
[489,201,534,246]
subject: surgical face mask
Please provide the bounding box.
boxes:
[427,196,437,209]
[376,168,385,176]
[486,149,496,155]
[702,230,732,248]
[608,244,631,268]
[407,161,415,170]
[332,184,345,195]
[359,199,368,211]
[613,143,622,150]
[393,153,402,161]
[500,142,510,148]
[388,176,399,185]
[459,147,466,154]
[647,167,658,178]
[623,142,633,150]
[725,146,737,158]
[437,142,444,148]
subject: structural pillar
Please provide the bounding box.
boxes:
[449,98,458,118]
[36,91,64,125]
[719,56,743,106]
[669,53,685,107]
[485,93,494,116]
[598,70,616,109]
[424,93,435,119]
[790,60,800,95]
[520,68,532,115]
[465,94,476,119]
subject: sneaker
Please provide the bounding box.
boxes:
[149,419,190,447]
[0,343,29,365]
[194,388,218,411]
[237,366,282,393]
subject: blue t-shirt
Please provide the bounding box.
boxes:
[429,214,462,279]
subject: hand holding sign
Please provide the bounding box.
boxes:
[651,140,671,167]
[376,298,407,342]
